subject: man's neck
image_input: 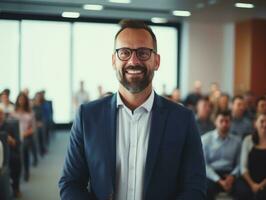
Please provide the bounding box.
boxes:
[118,84,152,111]
[198,114,209,121]
[232,112,243,119]
[218,130,229,139]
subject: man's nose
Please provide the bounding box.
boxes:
[127,51,141,65]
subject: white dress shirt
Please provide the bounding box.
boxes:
[115,91,154,200]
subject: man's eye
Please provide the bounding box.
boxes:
[120,49,130,56]
[138,50,149,57]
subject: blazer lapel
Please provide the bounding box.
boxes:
[107,94,118,192]
[144,94,168,196]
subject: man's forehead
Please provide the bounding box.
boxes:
[116,28,153,45]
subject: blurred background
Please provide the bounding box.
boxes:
[0,0,266,199]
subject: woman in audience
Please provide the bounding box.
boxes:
[11,92,35,182]
[236,113,266,200]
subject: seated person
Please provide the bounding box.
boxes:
[201,110,241,200]
[195,96,215,135]
[235,113,266,200]
[256,96,266,115]
[230,95,254,139]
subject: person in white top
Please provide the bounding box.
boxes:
[73,81,90,114]
[235,113,266,200]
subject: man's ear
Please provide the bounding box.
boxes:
[112,54,116,70]
[155,54,160,71]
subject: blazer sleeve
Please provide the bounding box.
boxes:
[58,105,91,200]
[176,111,207,200]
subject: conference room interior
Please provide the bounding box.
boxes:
[1,0,266,199]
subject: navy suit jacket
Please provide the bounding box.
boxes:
[59,93,206,200]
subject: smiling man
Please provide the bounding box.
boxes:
[59,19,206,200]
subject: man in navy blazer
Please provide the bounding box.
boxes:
[59,19,206,200]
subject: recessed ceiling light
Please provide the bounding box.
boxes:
[62,12,80,18]
[83,4,104,11]
[208,0,217,5]
[235,3,254,8]
[109,0,131,4]
[196,3,205,9]
[172,10,191,17]
[151,17,168,24]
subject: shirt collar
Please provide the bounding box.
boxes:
[116,90,154,113]
[213,129,231,140]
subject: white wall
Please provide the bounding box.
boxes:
[180,21,235,98]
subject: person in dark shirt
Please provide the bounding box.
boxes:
[236,113,266,200]
[196,97,215,135]
[184,80,203,112]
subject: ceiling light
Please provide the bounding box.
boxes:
[151,17,168,24]
[196,3,205,9]
[109,0,131,4]
[172,10,191,17]
[208,0,217,5]
[83,4,104,11]
[235,3,254,8]
[62,12,80,18]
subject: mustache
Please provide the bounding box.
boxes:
[122,65,147,73]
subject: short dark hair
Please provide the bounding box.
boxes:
[232,95,243,103]
[197,96,210,104]
[215,110,231,119]
[114,19,157,52]
[1,88,10,97]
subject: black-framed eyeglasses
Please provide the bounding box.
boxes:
[115,47,157,61]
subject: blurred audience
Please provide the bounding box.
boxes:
[184,80,203,111]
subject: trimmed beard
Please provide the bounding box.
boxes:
[116,65,154,94]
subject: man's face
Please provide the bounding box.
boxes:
[197,100,211,119]
[218,95,229,110]
[215,115,231,134]
[112,28,160,93]
[232,98,245,117]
